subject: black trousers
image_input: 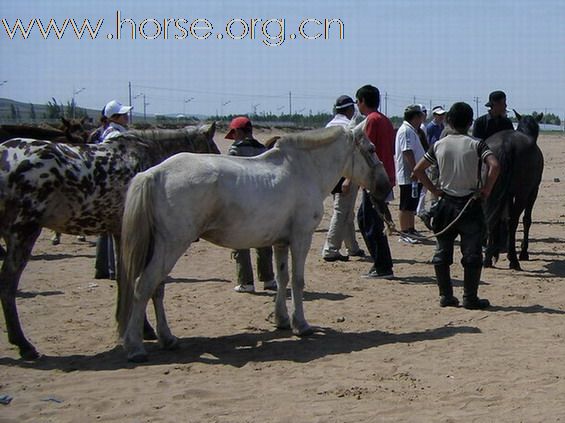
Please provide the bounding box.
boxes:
[357,190,393,273]
[431,194,484,267]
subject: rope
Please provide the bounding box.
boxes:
[370,192,479,240]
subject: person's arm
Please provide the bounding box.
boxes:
[403,150,417,178]
[480,154,500,198]
[413,157,442,198]
[341,178,351,194]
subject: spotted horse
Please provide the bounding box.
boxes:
[0,124,218,359]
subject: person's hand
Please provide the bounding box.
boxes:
[432,187,443,198]
[342,179,351,195]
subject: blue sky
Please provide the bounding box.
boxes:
[1,0,564,118]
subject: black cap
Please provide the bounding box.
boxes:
[334,95,356,110]
[485,90,507,107]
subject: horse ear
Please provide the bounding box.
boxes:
[536,113,543,123]
[513,109,522,121]
[203,121,216,138]
[61,117,70,127]
[80,116,88,124]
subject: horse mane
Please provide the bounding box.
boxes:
[275,126,345,150]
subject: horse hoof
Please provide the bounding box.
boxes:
[20,347,41,361]
[519,252,529,261]
[509,262,522,271]
[293,325,314,337]
[275,317,291,330]
[483,260,493,268]
[143,327,158,341]
[127,352,148,363]
[161,336,179,351]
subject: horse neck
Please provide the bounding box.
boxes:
[297,135,352,195]
[517,122,539,143]
[131,129,193,163]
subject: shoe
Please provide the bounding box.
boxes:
[51,238,60,246]
[234,284,255,293]
[348,249,366,258]
[77,235,87,242]
[323,253,349,262]
[439,295,460,307]
[409,229,425,238]
[94,272,110,280]
[399,234,420,245]
[362,269,394,279]
[463,297,490,310]
[263,280,277,291]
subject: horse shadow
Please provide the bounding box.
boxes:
[488,304,565,315]
[30,253,95,261]
[517,259,565,278]
[16,290,64,298]
[165,276,231,284]
[0,324,480,372]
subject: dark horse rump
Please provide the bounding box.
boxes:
[483,112,544,270]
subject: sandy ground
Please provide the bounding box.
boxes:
[1,130,565,422]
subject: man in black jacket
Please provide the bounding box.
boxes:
[472,90,514,140]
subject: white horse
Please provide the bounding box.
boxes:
[118,124,391,362]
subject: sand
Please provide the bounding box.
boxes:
[1,130,565,422]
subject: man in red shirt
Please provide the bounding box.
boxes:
[355,85,395,278]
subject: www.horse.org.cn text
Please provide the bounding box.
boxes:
[1,11,345,47]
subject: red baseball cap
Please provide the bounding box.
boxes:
[225,116,252,139]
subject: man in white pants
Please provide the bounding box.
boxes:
[322,95,365,262]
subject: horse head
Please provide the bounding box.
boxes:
[60,116,90,144]
[513,109,541,142]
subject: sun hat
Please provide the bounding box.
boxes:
[484,90,507,107]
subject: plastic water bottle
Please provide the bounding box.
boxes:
[411,181,419,199]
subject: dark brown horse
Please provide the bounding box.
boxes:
[0,117,91,144]
[483,111,544,270]
[0,124,219,359]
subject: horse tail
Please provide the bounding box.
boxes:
[117,171,156,337]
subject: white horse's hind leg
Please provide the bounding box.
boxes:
[123,240,187,361]
[289,235,314,336]
[273,245,290,329]
[151,282,178,350]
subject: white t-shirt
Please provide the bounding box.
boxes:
[101,122,127,142]
[325,113,351,128]
[395,120,426,185]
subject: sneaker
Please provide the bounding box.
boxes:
[409,229,425,238]
[348,249,366,258]
[323,253,349,262]
[362,269,394,279]
[263,280,278,291]
[234,284,255,293]
[77,235,87,242]
[399,234,420,245]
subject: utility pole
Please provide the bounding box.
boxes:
[143,94,149,121]
[384,92,388,115]
[128,81,133,123]
[473,96,479,119]
[289,91,292,115]
[413,95,416,104]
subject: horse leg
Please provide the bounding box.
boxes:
[0,227,42,359]
[151,282,178,350]
[506,208,522,271]
[289,235,314,336]
[123,238,185,361]
[113,233,156,340]
[519,189,538,261]
[273,244,290,330]
[483,223,498,268]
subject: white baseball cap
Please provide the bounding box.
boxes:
[103,100,133,118]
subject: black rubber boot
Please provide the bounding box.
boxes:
[434,265,459,307]
[462,266,490,310]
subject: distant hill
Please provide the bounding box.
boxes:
[0,97,207,125]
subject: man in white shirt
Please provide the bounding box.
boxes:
[322,95,365,261]
[395,104,426,243]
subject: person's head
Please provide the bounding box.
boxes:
[403,104,425,127]
[420,104,428,122]
[225,116,252,141]
[103,100,132,127]
[333,95,356,120]
[485,90,507,117]
[355,85,380,116]
[431,106,446,124]
[446,102,474,134]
